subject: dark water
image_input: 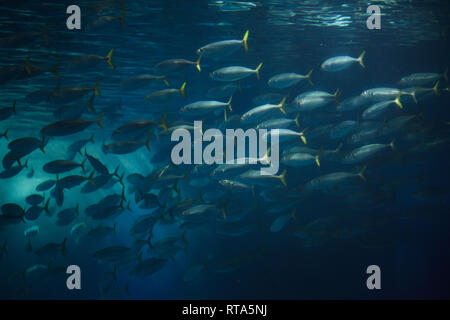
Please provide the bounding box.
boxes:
[0,0,450,299]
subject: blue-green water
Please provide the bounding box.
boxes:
[0,0,450,299]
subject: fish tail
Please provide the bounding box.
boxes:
[144,135,151,151]
[278,96,287,114]
[1,129,8,141]
[315,154,320,167]
[96,112,104,128]
[160,113,168,131]
[162,75,170,87]
[80,158,86,173]
[291,208,297,220]
[294,113,300,128]
[255,62,263,80]
[432,81,440,96]
[39,136,46,153]
[358,166,367,181]
[224,109,227,122]
[358,50,366,68]
[52,63,60,78]
[299,128,308,145]
[195,55,202,72]
[106,48,114,69]
[12,100,16,115]
[119,8,126,28]
[334,88,341,105]
[180,82,187,98]
[305,69,314,86]
[279,169,287,187]
[227,95,233,111]
[243,30,249,51]
[93,80,102,96]
[89,94,97,114]
[88,171,95,185]
[221,203,227,219]
[394,92,403,109]
[335,142,343,154]
[390,138,396,151]
[44,199,50,215]
[112,164,120,177]
[410,89,418,104]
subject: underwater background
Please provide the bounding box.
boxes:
[0,0,450,299]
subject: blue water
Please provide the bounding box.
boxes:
[0,0,450,299]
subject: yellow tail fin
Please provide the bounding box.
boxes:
[315,155,320,167]
[106,49,114,69]
[358,166,367,181]
[294,113,300,128]
[180,82,187,98]
[160,113,168,131]
[242,30,249,51]
[305,69,314,86]
[358,50,366,68]
[279,169,287,187]
[162,75,170,87]
[195,55,202,72]
[394,92,403,109]
[278,96,287,114]
[119,9,126,28]
[93,80,102,96]
[255,62,263,80]
[433,81,440,96]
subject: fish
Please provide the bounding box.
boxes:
[93,246,132,263]
[144,82,187,103]
[41,115,103,137]
[197,30,249,59]
[35,238,67,258]
[398,68,448,87]
[321,51,365,72]
[0,101,16,121]
[241,97,287,123]
[48,81,101,104]
[268,69,313,88]
[361,93,403,120]
[154,58,201,74]
[282,152,320,168]
[129,257,167,277]
[342,139,396,164]
[68,49,115,70]
[210,63,263,82]
[121,74,169,89]
[102,137,151,154]
[26,194,45,206]
[270,209,296,232]
[43,159,86,174]
[305,167,367,191]
[24,225,40,238]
